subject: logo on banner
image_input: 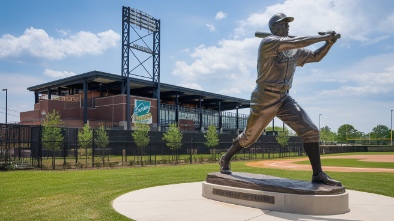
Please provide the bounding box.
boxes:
[132,100,152,124]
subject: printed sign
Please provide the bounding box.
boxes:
[132,100,152,124]
[212,188,274,204]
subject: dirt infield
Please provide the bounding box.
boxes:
[246,155,394,173]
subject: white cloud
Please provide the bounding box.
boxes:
[0,27,120,60]
[44,69,76,78]
[56,29,70,36]
[172,37,259,95]
[0,72,45,96]
[218,88,241,95]
[234,0,394,43]
[0,72,46,123]
[292,52,394,132]
[215,11,227,20]
[294,53,394,97]
[206,24,215,32]
[177,82,203,90]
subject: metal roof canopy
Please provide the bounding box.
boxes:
[27,71,250,111]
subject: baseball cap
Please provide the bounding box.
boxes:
[268,13,294,28]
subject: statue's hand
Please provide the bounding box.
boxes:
[318,30,336,36]
[318,31,340,44]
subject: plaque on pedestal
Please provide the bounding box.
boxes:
[202,172,349,215]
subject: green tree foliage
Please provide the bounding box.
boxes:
[78,124,93,149]
[204,125,220,160]
[276,131,289,148]
[132,123,150,166]
[370,124,390,144]
[132,123,150,149]
[41,110,64,169]
[370,124,390,139]
[95,124,109,165]
[337,124,362,143]
[204,125,219,148]
[320,125,337,144]
[78,124,93,165]
[162,123,183,150]
[265,126,288,132]
[162,123,183,163]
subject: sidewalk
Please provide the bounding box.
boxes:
[113,182,394,221]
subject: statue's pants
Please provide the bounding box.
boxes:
[238,89,319,148]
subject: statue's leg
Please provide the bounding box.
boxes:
[305,142,342,186]
[220,103,277,174]
[277,95,342,186]
[219,138,243,174]
[303,142,322,176]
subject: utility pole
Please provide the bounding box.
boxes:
[2,89,7,124]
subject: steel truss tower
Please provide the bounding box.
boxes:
[121,6,160,130]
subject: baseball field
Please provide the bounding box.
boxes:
[1,152,393,221]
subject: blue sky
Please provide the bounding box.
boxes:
[0,0,393,134]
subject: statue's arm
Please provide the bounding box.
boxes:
[307,41,335,62]
[278,34,337,62]
[278,34,333,51]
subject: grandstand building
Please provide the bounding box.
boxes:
[20,71,250,132]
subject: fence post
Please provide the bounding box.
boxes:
[189,136,192,164]
[149,143,152,165]
[75,143,78,164]
[63,141,67,166]
[92,129,95,167]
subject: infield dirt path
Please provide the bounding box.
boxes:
[246,155,394,173]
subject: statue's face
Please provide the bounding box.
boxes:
[272,22,289,37]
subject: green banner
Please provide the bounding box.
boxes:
[132,100,152,124]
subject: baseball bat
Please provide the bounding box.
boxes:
[255,31,295,38]
[255,31,341,39]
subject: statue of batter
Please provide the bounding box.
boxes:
[220,13,342,186]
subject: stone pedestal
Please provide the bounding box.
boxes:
[202,172,349,215]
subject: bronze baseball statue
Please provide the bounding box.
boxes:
[220,13,342,186]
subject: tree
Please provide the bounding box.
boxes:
[204,125,219,160]
[162,123,183,162]
[42,110,64,169]
[78,124,93,166]
[132,123,150,165]
[95,124,109,166]
[337,124,361,143]
[370,124,390,145]
[265,126,287,132]
[320,125,337,144]
[276,131,289,148]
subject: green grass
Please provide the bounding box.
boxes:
[39,152,288,169]
[322,152,394,156]
[295,158,394,169]
[1,153,394,220]
[292,152,394,169]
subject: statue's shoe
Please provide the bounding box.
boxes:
[219,154,232,174]
[312,171,342,186]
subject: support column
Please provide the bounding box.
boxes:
[47,88,52,100]
[175,92,179,125]
[218,101,222,132]
[126,77,131,130]
[83,80,88,124]
[236,106,239,134]
[34,92,39,104]
[199,96,203,132]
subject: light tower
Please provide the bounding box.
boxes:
[121,6,161,130]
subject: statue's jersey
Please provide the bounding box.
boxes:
[256,35,312,92]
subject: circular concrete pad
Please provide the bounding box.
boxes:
[113,182,394,221]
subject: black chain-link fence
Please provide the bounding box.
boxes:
[1,123,393,170]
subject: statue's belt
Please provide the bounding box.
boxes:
[263,88,288,94]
